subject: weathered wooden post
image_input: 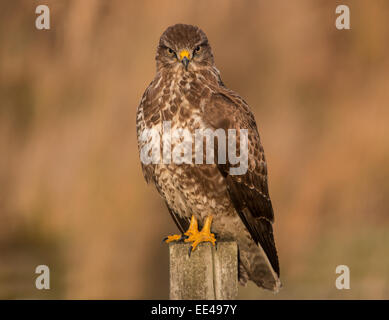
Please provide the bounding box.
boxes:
[169,241,238,300]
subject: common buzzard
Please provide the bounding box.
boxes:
[136,24,281,291]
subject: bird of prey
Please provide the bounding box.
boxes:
[136,24,281,291]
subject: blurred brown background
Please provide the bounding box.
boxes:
[0,0,388,299]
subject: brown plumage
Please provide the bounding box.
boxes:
[136,24,281,291]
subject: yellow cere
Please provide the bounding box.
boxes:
[179,49,190,61]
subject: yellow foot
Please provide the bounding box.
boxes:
[163,214,199,244]
[184,215,216,256]
[163,234,183,243]
[163,215,217,256]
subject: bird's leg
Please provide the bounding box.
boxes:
[163,215,216,254]
[163,215,198,243]
[185,215,216,254]
[184,215,198,237]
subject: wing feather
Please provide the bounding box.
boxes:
[204,91,280,276]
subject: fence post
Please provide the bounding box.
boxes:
[169,241,238,300]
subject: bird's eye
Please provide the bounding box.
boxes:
[194,46,201,53]
[167,48,174,55]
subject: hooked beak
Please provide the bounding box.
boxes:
[181,57,189,70]
[179,50,190,70]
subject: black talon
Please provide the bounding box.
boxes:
[162,236,168,244]
[181,234,189,240]
[188,245,193,257]
[179,234,188,242]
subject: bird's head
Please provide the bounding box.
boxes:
[156,24,214,72]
